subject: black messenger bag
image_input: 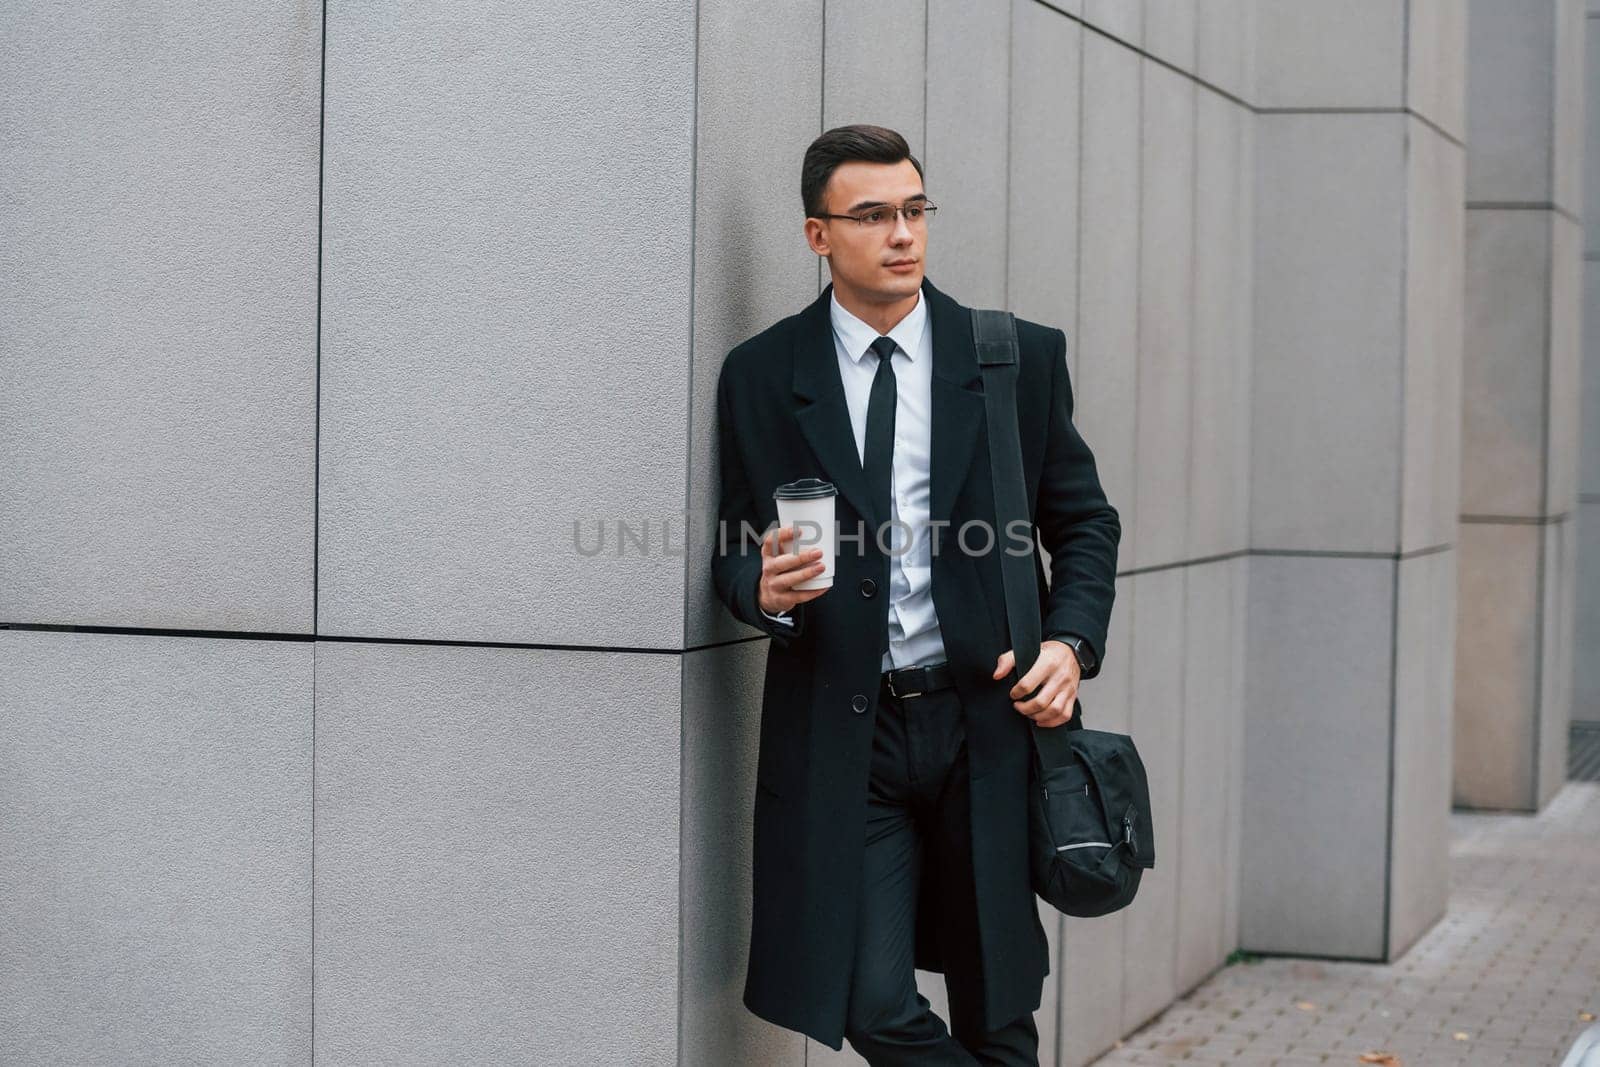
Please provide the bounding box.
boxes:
[970,307,1157,918]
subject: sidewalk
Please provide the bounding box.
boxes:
[1090,781,1600,1066]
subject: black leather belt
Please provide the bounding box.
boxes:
[880,661,955,699]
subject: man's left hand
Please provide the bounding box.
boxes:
[991,640,1079,728]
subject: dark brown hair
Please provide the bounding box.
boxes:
[801,124,924,218]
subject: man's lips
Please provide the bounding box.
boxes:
[886,260,918,270]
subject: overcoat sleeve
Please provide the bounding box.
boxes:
[711,357,807,648]
[1033,327,1120,676]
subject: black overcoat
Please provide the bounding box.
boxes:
[711,275,1120,1050]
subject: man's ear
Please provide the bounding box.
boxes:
[806,221,830,257]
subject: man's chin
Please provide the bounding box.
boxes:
[882,267,924,290]
[835,268,923,299]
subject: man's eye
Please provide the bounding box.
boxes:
[905,206,923,219]
[862,210,887,224]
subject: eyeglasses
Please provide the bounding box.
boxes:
[814,200,938,230]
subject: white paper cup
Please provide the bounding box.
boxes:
[774,478,837,590]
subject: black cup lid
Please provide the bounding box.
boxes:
[773,477,837,500]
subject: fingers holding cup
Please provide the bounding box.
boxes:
[760,525,828,612]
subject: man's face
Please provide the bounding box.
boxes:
[806,159,927,301]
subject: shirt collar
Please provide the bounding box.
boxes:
[830,286,927,365]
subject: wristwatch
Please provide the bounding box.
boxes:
[1049,632,1098,678]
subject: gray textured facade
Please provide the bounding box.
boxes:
[1577,0,1600,737]
[0,3,1589,1066]
[1457,0,1585,813]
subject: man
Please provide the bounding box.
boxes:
[711,124,1120,1064]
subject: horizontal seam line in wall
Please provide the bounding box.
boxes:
[1038,3,1464,147]
[1460,511,1571,525]
[1121,543,1454,578]
[1256,106,1461,148]
[1465,200,1582,226]
[1017,0,1257,119]
[1238,542,1452,564]
[0,622,766,656]
[1,546,1464,651]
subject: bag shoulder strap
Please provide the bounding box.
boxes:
[970,307,1082,770]
[970,308,1042,681]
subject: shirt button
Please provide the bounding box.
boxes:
[851,693,869,714]
[860,578,877,598]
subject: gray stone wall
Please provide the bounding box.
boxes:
[0,3,1586,1066]
[1457,0,1585,810]
[1242,0,1464,969]
[1577,0,1600,728]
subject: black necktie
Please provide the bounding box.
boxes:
[864,335,898,535]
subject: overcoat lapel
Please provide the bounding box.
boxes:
[791,277,986,538]
[792,288,880,531]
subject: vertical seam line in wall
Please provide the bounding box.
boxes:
[311,649,319,1059]
[1122,27,1145,984]
[818,0,827,298]
[1003,0,1013,307]
[1395,5,1410,557]
[680,0,703,1062]
[923,0,929,177]
[312,0,328,1056]
[313,8,326,640]
[1058,21,1087,1067]
[1382,555,1400,960]
[1131,31,1145,617]
[1546,2,1561,226]
[1532,212,1553,805]
[1172,38,1199,996]
[1119,564,1139,1006]
[1072,16,1085,403]
[1381,0,1412,961]
[1533,1,1563,800]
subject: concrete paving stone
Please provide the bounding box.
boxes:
[1459,1050,1539,1067]
[1090,1050,1168,1065]
[1090,782,1600,1065]
[1147,1036,1212,1056]
[1453,1040,1540,1063]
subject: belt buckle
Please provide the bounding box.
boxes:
[887,669,922,700]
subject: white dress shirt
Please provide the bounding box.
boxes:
[761,287,949,673]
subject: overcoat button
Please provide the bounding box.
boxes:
[851,693,869,714]
[860,578,877,597]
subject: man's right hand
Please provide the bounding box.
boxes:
[758,525,830,614]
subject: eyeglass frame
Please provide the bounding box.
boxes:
[812,198,939,227]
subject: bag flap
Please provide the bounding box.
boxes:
[1067,729,1156,869]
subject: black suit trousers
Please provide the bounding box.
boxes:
[844,671,1041,1066]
